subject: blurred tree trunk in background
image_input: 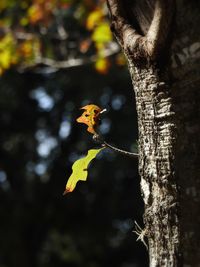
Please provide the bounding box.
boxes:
[107,0,200,266]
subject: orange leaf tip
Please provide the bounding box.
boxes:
[80,104,102,112]
[63,188,72,195]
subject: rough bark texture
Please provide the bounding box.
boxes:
[107,0,180,265]
[107,0,200,266]
[128,63,180,267]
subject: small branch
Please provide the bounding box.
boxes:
[93,134,138,158]
[1,27,68,41]
[18,42,120,72]
[103,141,138,158]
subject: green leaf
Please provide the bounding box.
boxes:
[63,148,104,194]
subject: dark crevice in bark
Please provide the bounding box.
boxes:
[124,0,156,37]
[107,0,176,63]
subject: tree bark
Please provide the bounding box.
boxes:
[107,0,200,266]
[129,63,180,267]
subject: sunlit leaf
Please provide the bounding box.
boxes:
[76,104,102,134]
[20,17,29,26]
[28,1,55,25]
[0,0,7,11]
[92,22,112,44]
[63,148,104,194]
[19,41,34,58]
[18,38,41,62]
[28,4,44,25]
[86,8,103,30]
[95,57,110,75]
[0,33,16,74]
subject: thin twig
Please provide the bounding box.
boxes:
[18,42,120,72]
[93,134,138,158]
[103,141,138,158]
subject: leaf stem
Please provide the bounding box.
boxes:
[93,134,138,158]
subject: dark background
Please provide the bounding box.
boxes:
[0,63,148,267]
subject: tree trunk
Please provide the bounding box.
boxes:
[107,0,200,266]
[129,63,180,266]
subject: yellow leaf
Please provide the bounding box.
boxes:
[0,50,11,69]
[20,17,29,26]
[63,148,104,194]
[92,22,112,44]
[0,33,16,74]
[28,4,43,24]
[86,8,103,30]
[0,0,7,11]
[95,57,110,75]
[18,38,41,61]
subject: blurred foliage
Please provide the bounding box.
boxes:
[0,0,125,75]
[0,1,147,267]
